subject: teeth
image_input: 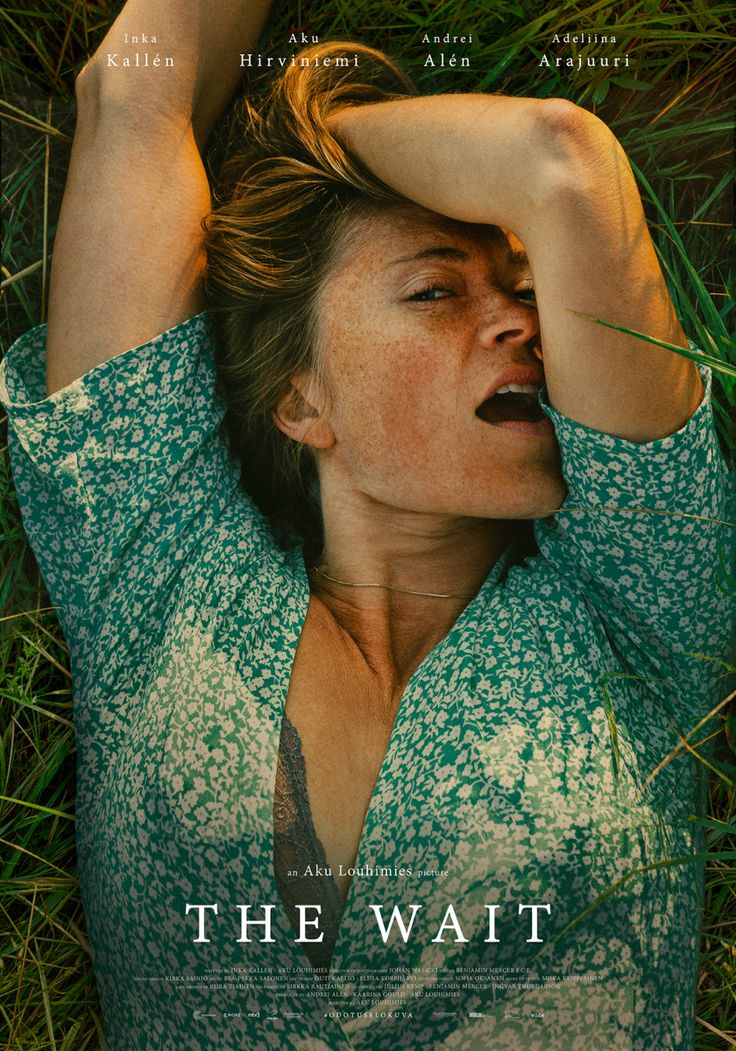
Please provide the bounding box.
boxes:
[494,383,540,396]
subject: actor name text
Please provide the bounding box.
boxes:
[107,52,174,67]
[539,53,630,69]
[421,31,473,69]
[538,30,630,72]
[241,52,359,68]
[107,32,174,68]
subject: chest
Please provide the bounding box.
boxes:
[280,604,409,898]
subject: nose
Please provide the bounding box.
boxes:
[476,297,541,357]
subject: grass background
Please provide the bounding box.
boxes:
[1,0,735,1047]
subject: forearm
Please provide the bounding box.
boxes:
[47,0,273,392]
[328,94,571,236]
[78,0,273,143]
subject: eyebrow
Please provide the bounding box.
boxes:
[386,244,531,270]
[387,245,469,268]
[507,249,530,269]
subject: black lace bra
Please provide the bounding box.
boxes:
[273,714,346,976]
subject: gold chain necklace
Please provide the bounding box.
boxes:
[311,565,475,600]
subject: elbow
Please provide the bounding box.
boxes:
[73,58,192,135]
[74,59,105,107]
[535,98,616,146]
[74,55,139,107]
[536,98,597,138]
[73,59,121,122]
[531,98,631,193]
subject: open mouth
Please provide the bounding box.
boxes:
[475,383,546,425]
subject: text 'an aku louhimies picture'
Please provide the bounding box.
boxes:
[1,1,734,1049]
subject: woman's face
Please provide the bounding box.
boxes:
[308,204,566,520]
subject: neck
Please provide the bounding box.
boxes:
[309,490,512,687]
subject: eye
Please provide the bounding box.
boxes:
[516,285,536,302]
[407,284,454,302]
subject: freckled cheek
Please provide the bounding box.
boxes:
[330,333,432,409]
[376,388,451,461]
[341,392,428,464]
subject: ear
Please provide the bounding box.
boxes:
[273,374,335,450]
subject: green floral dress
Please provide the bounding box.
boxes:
[1,312,732,1051]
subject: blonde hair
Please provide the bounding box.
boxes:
[203,42,416,556]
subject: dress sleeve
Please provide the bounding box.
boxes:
[0,312,263,680]
[534,363,735,708]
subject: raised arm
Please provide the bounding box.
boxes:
[328,96,703,443]
[46,0,272,395]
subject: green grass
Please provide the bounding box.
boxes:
[2,0,735,1047]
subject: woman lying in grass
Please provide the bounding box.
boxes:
[0,0,732,1048]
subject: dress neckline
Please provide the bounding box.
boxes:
[264,535,520,975]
